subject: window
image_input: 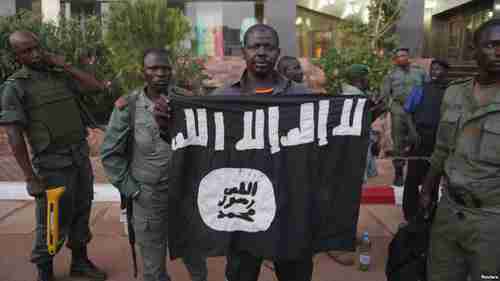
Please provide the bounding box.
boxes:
[296,7,340,58]
[172,1,265,57]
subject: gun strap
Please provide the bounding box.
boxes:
[126,197,138,278]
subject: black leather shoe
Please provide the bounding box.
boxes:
[36,262,54,281]
[70,246,107,280]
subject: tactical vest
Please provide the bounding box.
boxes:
[17,70,85,153]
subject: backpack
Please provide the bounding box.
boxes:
[385,211,434,281]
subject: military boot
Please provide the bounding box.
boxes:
[36,262,54,281]
[393,166,404,187]
[70,246,107,280]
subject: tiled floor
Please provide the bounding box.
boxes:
[0,201,404,281]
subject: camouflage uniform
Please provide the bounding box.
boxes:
[100,87,207,281]
[0,66,93,265]
[427,78,500,281]
[381,65,426,180]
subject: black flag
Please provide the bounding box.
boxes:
[167,94,369,260]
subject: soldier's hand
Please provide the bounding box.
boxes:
[26,175,48,197]
[419,171,440,211]
[153,96,172,131]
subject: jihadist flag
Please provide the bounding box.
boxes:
[167,93,370,260]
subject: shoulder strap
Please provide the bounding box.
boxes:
[127,94,139,161]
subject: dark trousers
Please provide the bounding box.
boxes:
[31,158,94,265]
[226,250,313,281]
[403,128,439,221]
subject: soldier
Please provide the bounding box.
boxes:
[381,48,426,186]
[100,48,207,281]
[154,24,314,281]
[420,19,500,281]
[277,56,304,84]
[0,31,107,281]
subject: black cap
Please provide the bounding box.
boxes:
[431,59,450,69]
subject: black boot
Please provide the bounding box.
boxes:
[36,262,54,281]
[393,166,404,187]
[70,246,107,280]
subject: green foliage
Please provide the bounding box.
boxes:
[105,0,191,93]
[316,47,393,95]
[170,47,210,95]
[0,10,117,123]
[367,0,406,50]
[315,0,405,95]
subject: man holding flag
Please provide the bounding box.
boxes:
[154,24,369,281]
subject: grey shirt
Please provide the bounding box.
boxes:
[211,70,313,96]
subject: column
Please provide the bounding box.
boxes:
[396,0,425,57]
[0,0,16,16]
[264,0,297,57]
[495,0,500,18]
[41,0,60,24]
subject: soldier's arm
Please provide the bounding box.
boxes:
[428,90,453,174]
[100,97,140,198]
[44,52,105,92]
[4,125,35,180]
[1,82,38,182]
[62,64,105,92]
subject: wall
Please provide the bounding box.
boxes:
[265,0,297,56]
[0,0,16,17]
[397,0,426,56]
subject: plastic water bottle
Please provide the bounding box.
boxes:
[358,231,371,271]
[120,209,128,236]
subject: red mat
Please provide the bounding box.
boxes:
[361,186,395,204]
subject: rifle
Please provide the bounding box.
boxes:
[126,196,138,278]
[126,93,139,278]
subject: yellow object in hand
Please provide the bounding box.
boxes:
[46,186,65,255]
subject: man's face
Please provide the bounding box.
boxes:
[283,60,304,83]
[143,53,172,93]
[242,29,281,78]
[394,50,410,66]
[13,36,43,68]
[475,24,500,74]
[430,63,448,81]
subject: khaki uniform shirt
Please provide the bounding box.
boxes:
[430,78,500,210]
[381,65,426,107]
[100,86,186,196]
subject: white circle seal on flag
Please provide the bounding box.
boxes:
[197,168,276,232]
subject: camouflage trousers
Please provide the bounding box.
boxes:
[428,193,500,281]
[390,103,410,169]
[133,184,207,281]
[31,157,94,265]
